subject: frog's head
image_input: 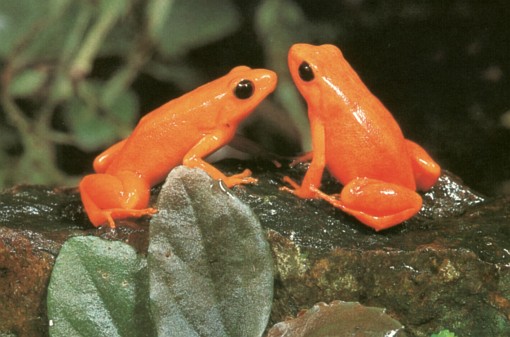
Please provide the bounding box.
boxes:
[288,43,368,117]
[209,66,277,127]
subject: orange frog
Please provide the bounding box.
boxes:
[80,66,277,228]
[282,43,441,231]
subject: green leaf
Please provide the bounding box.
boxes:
[109,88,139,126]
[67,107,117,150]
[8,68,48,97]
[146,0,175,42]
[148,166,274,337]
[0,1,127,63]
[154,0,241,57]
[0,0,46,57]
[47,236,153,337]
[70,0,130,76]
[431,330,457,337]
[65,97,117,151]
[64,80,138,151]
[0,1,77,60]
[267,301,406,337]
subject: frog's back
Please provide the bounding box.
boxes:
[106,116,203,185]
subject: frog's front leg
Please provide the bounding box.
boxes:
[313,177,423,231]
[79,170,156,228]
[183,130,257,187]
[405,140,441,190]
[282,118,325,199]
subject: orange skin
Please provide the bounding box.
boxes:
[282,44,441,231]
[80,66,277,228]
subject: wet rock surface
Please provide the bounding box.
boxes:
[0,160,508,337]
[235,162,507,337]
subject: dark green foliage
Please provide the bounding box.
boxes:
[148,166,274,336]
[0,0,243,187]
[47,167,274,336]
[47,236,151,337]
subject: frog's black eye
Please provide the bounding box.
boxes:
[234,79,254,99]
[298,61,314,82]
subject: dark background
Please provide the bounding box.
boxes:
[3,0,509,196]
[218,1,510,196]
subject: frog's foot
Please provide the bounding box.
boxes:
[93,208,158,228]
[222,169,258,187]
[289,151,313,167]
[280,176,319,199]
[311,177,422,231]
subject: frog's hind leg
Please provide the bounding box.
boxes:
[79,171,156,228]
[312,177,422,231]
[93,139,128,173]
